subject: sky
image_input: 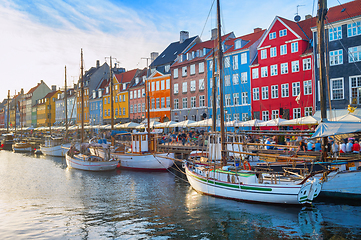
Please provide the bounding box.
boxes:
[0,0,352,100]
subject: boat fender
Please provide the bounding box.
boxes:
[243,161,251,171]
[117,161,121,168]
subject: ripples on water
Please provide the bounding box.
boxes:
[1,150,361,239]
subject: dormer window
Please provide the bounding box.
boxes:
[203,48,207,56]
[235,40,241,49]
[269,32,276,39]
[165,65,170,72]
[98,89,102,98]
[135,77,139,84]
[106,87,109,94]
[123,83,127,90]
[192,51,195,59]
[93,90,96,99]
[142,76,146,82]
[196,50,200,57]
[279,29,287,37]
[187,52,192,60]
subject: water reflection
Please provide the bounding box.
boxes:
[1,150,361,239]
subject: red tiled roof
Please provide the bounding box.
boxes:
[114,69,138,84]
[224,29,266,54]
[326,0,361,24]
[26,83,40,95]
[278,16,316,40]
[44,91,58,99]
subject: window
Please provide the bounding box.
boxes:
[349,46,361,63]
[119,108,122,115]
[351,75,361,104]
[269,32,276,39]
[331,78,344,100]
[291,61,299,72]
[156,81,160,91]
[134,104,137,113]
[271,85,278,98]
[166,97,170,108]
[241,113,248,121]
[199,79,205,90]
[291,42,298,53]
[270,47,277,57]
[130,105,133,113]
[303,80,312,95]
[233,74,239,85]
[142,103,145,112]
[241,92,248,105]
[226,114,232,122]
[161,80,165,90]
[271,64,278,76]
[225,75,231,86]
[138,89,141,98]
[209,60,213,70]
[293,108,301,119]
[191,97,196,108]
[234,113,240,121]
[190,80,196,91]
[156,98,160,109]
[233,55,238,70]
[166,79,170,89]
[182,66,187,76]
[174,83,179,94]
[262,111,269,121]
[138,103,141,112]
[123,95,125,102]
[292,82,300,96]
[279,29,287,37]
[182,82,187,93]
[281,84,289,98]
[173,68,178,78]
[280,44,287,55]
[199,95,205,107]
[182,98,188,108]
[253,88,259,101]
[224,57,230,68]
[151,99,155,109]
[233,93,239,105]
[225,94,231,106]
[161,97,165,108]
[261,49,267,59]
[262,86,268,100]
[130,91,133,99]
[151,82,155,91]
[133,90,137,99]
[281,63,288,74]
[235,40,241,49]
[305,107,313,116]
[303,58,312,70]
[329,50,343,65]
[241,53,247,64]
[347,21,361,37]
[174,99,179,109]
[261,67,268,77]
[199,62,204,73]
[272,110,279,119]
[329,26,342,41]
[190,64,196,75]
[238,72,246,83]
[123,107,125,115]
[141,89,145,97]
[252,68,259,79]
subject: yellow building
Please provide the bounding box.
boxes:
[36,90,61,127]
[76,86,90,125]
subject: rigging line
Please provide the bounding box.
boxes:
[336,0,361,26]
[200,0,216,39]
[312,0,317,17]
[325,16,361,76]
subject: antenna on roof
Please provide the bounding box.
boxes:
[294,5,305,22]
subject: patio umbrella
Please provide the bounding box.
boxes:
[258,118,287,127]
[240,119,265,127]
[187,118,220,127]
[154,121,177,128]
[169,120,196,128]
[118,122,142,129]
[280,116,320,125]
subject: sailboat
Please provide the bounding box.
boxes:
[40,66,71,157]
[90,58,174,171]
[184,0,322,205]
[65,49,119,171]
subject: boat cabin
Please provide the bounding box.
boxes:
[131,132,156,153]
[208,133,243,160]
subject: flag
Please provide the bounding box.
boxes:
[295,93,301,104]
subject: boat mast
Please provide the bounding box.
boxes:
[14,90,17,135]
[109,57,114,146]
[216,0,226,165]
[64,66,68,138]
[147,64,151,152]
[7,90,10,133]
[81,48,84,144]
[211,51,216,133]
[317,0,328,161]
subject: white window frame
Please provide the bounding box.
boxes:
[233,55,239,70]
[261,49,267,59]
[279,29,287,37]
[224,57,230,68]
[347,21,361,37]
[233,93,239,105]
[303,80,312,95]
[182,82,187,93]
[190,80,196,92]
[252,68,259,79]
[261,67,268,77]
[199,62,204,73]
[241,92,248,105]
[292,82,301,96]
[262,111,269,121]
[281,63,288,74]
[241,72,247,83]
[280,44,287,55]
[291,60,299,72]
[199,95,205,107]
[329,26,342,41]
[293,108,301,119]
[291,42,298,53]
[182,66,187,76]
[270,64,278,76]
[174,83,179,94]
[272,110,279,119]
[241,53,247,64]
[281,83,289,98]
[232,74,239,85]
[190,64,196,75]
[253,88,259,101]
[271,85,278,99]
[270,47,277,57]
[331,78,344,100]
[199,79,205,90]
[349,46,361,63]
[173,68,178,78]
[269,32,276,40]
[330,49,343,65]
[303,58,312,70]
[262,86,269,100]
[225,75,231,86]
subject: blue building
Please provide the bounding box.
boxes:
[312,1,361,117]
[206,29,265,125]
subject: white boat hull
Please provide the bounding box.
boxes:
[41,143,72,157]
[65,153,119,171]
[112,152,174,171]
[318,170,361,199]
[185,163,321,205]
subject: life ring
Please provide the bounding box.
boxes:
[243,161,251,170]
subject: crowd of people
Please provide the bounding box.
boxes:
[158,130,207,146]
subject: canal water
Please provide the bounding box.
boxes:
[1,151,361,239]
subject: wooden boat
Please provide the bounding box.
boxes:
[1,133,14,150]
[40,136,71,157]
[12,141,33,153]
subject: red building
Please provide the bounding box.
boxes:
[250,16,316,121]
[128,68,147,123]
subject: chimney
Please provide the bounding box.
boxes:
[40,80,44,84]
[211,28,218,40]
[151,52,159,63]
[52,85,56,91]
[305,14,312,20]
[96,60,100,68]
[254,27,262,33]
[180,31,189,43]
[21,88,24,94]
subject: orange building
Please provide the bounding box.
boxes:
[147,70,171,122]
